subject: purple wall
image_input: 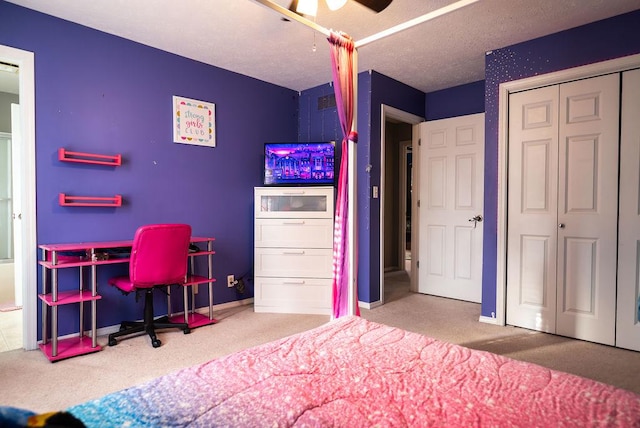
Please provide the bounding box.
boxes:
[425,80,485,120]
[1,2,298,336]
[299,71,425,303]
[482,9,640,318]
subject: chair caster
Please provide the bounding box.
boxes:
[152,339,162,348]
[108,337,117,346]
[184,328,191,335]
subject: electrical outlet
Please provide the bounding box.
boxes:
[227,274,235,288]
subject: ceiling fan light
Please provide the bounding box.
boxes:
[326,0,347,11]
[296,0,318,16]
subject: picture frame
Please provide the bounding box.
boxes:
[172,96,216,147]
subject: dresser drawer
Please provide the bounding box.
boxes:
[255,187,334,219]
[254,277,331,315]
[255,218,333,248]
[254,248,332,278]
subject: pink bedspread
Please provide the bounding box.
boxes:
[69,316,640,427]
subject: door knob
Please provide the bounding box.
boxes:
[469,215,483,228]
[558,223,565,229]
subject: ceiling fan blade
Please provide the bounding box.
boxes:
[352,0,392,13]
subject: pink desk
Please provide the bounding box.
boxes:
[38,237,216,362]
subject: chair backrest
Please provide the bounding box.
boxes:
[128,224,192,288]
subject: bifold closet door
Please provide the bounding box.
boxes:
[555,74,619,346]
[506,85,559,334]
[616,68,640,352]
[507,73,620,346]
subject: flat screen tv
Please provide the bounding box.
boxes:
[264,142,335,186]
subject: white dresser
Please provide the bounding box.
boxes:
[254,186,334,314]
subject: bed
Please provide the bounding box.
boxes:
[65,316,639,427]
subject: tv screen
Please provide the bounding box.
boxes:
[264,142,335,186]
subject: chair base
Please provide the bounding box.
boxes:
[108,288,190,348]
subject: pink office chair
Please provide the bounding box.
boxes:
[108,224,192,348]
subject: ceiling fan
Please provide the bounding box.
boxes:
[288,0,392,16]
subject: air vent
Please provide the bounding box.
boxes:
[317,94,336,110]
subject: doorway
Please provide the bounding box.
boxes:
[0,75,20,351]
[380,105,423,304]
[400,141,412,274]
[0,45,37,351]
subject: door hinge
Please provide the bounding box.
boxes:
[416,260,419,269]
[417,200,420,208]
[418,138,421,146]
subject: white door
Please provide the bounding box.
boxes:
[555,74,619,345]
[418,113,484,303]
[616,68,640,351]
[11,104,23,307]
[506,85,559,333]
[507,74,620,345]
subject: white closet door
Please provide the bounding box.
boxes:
[506,86,559,333]
[418,113,484,303]
[556,73,619,346]
[507,74,619,346]
[616,68,640,351]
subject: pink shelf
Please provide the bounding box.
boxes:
[58,148,122,166]
[59,193,122,207]
[189,250,216,257]
[39,336,102,362]
[169,312,217,329]
[39,290,101,306]
[184,275,215,286]
[39,258,127,269]
[190,237,216,244]
[40,240,133,252]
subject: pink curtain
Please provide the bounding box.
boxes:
[328,31,359,318]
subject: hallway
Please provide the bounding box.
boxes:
[0,261,22,352]
[0,307,21,351]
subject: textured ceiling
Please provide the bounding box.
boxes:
[2,0,640,94]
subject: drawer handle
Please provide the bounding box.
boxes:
[282,250,305,255]
[283,280,306,285]
[282,221,305,225]
[282,191,306,195]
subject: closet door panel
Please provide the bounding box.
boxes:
[616,68,640,351]
[556,73,619,346]
[506,86,559,333]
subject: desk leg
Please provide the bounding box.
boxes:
[41,250,48,347]
[51,251,58,357]
[208,240,214,321]
[79,266,84,339]
[91,263,97,348]
[183,286,189,324]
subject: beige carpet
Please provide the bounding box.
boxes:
[0,271,639,414]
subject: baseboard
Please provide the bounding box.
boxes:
[358,299,382,310]
[44,298,256,344]
[479,315,499,325]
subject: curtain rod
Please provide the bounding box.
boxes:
[252,0,480,47]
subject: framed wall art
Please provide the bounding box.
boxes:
[172,96,216,147]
